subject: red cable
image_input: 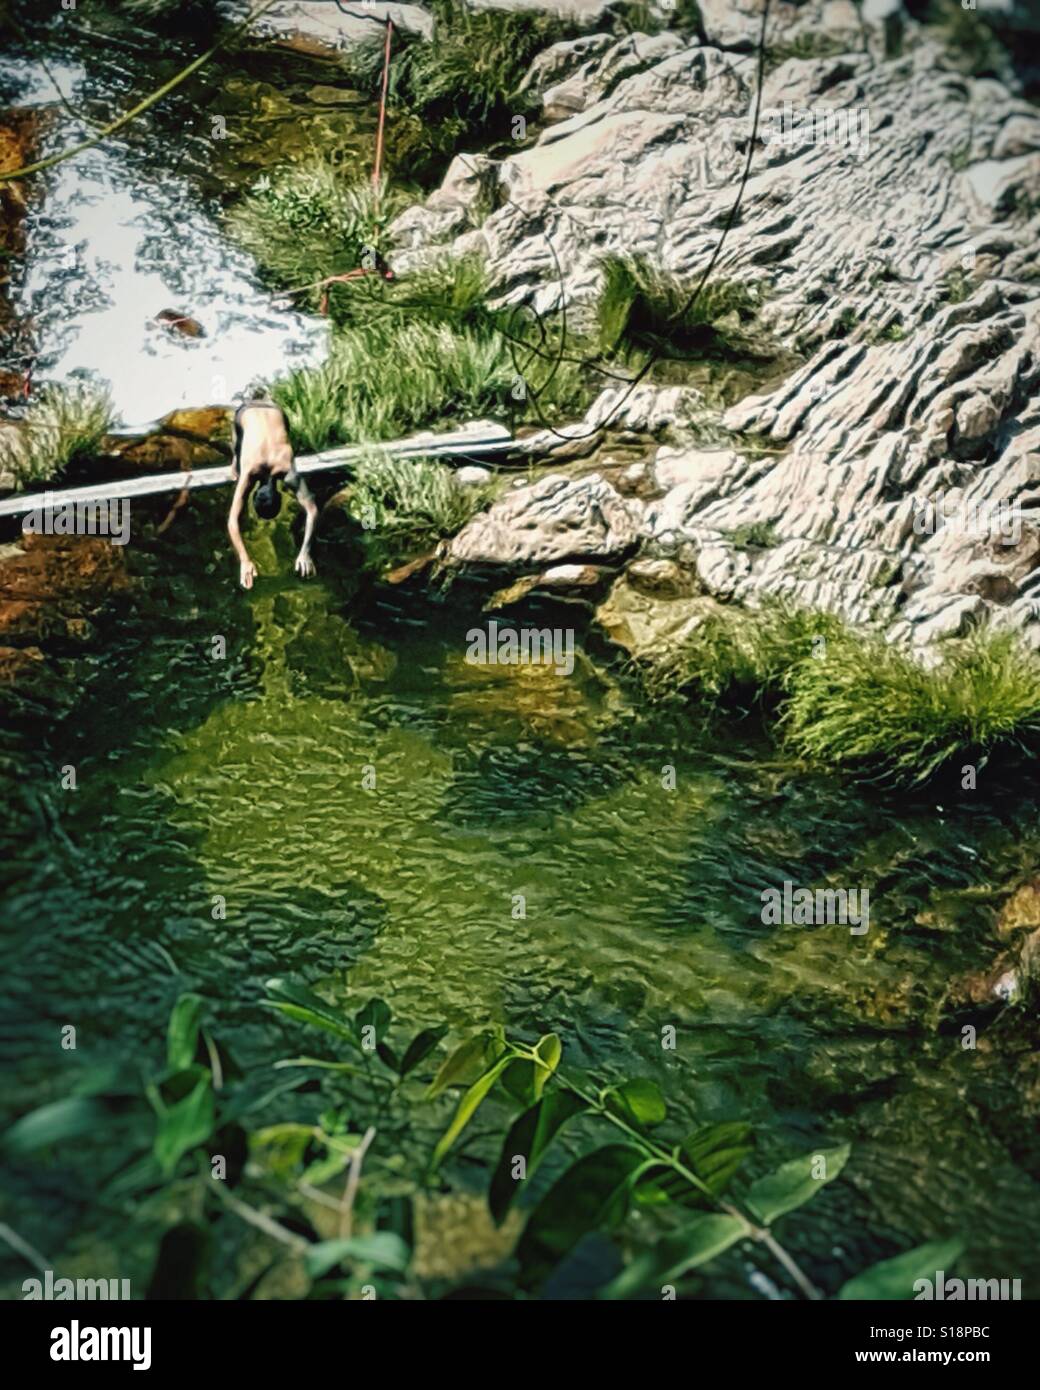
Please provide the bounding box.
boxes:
[372,18,393,202]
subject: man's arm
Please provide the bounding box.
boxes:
[226,473,258,589]
[293,475,319,578]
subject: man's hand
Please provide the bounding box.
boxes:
[295,553,316,579]
[240,559,258,589]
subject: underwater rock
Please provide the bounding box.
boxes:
[997,878,1040,940]
[595,571,722,660]
[0,533,133,711]
[154,309,206,339]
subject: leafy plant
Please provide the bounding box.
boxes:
[2,991,967,1301]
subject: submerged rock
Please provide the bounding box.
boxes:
[595,571,721,660]
[154,309,206,339]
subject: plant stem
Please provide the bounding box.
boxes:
[530,1056,823,1301]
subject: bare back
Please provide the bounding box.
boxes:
[234,402,293,480]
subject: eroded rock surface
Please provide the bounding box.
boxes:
[393,7,1040,652]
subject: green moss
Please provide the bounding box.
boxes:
[724,521,781,551]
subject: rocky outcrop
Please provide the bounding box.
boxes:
[447,471,642,570]
[392,6,1040,654]
[245,2,433,57]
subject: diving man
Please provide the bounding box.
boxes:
[226,400,318,590]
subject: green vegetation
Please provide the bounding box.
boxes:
[763,32,850,73]
[642,602,1040,784]
[596,254,768,363]
[226,165,411,318]
[346,0,570,180]
[3,988,959,1300]
[782,626,1040,784]
[0,383,113,488]
[927,0,1009,80]
[262,245,586,452]
[615,0,703,38]
[643,601,847,708]
[724,520,781,551]
[270,317,513,454]
[340,450,493,575]
[941,267,971,304]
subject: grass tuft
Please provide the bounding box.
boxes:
[342,449,493,574]
[781,626,1040,784]
[226,166,411,315]
[1,384,114,489]
[642,601,1040,783]
[347,0,569,179]
[269,317,516,455]
[596,255,766,363]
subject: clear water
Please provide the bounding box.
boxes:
[3,506,1040,1296]
[4,55,327,427]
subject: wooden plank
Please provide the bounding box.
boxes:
[0,421,515,518]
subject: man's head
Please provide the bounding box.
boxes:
[253,477,282,520]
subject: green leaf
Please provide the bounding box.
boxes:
[262,978,358,1047]
[430,1056,512,1170]
[638,1122,755,1209]
[4,1097,107,1154]
[152,1073,215,1178]
[745,1143,851,1225]
[532,1033,562,1100]
[305,1232,410,1281]
[489,1088,587,1225]
[426,1030,507,1100]
[837,1239,966,1301]
[399,1026,448,1077]
[516,1145,644,1291]
[166,993,205,1072]
[601,1213,750,1300]
[605,1077,667,1130]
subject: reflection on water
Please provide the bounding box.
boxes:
[4,58,327,427]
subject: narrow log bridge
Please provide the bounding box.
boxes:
[0,420,515,519]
